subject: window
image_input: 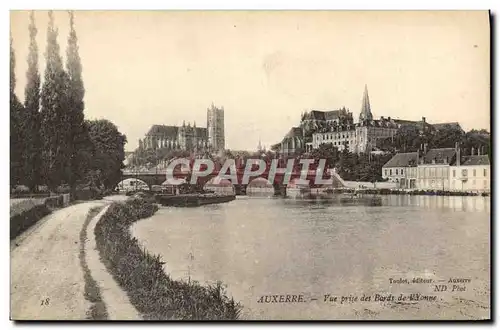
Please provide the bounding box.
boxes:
[473,169,476,177]
[396,169,399,175]
[453,169,456,177]
[385,169,388,176]
[390,169,392,176]
[484,169,487,177]
[401,169,404,175]
[462,169,468,177]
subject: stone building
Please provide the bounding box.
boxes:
[449,152,490,193]
[140,122,209,152]
[416,147,457,191]
[277,84,437,156]
[382,152,419,189]
[139,103,225,153]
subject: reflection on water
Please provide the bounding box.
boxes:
[131,195,490,320]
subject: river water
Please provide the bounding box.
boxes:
[131,195,490,320]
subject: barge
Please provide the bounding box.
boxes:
[155,193,236,207]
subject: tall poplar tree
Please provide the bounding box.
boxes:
[23,11,42,191]
[40,11,71,191]
[66,11,91,195]
[10,35,24,189]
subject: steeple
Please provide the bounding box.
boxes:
[359,84,373,121]
[257,137,262,152]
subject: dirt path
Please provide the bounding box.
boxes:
[10,201,107,320]
[85,205,141,320]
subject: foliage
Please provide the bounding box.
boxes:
[10,199,51,239]
[94,199,242,320]
[87,119,127,190]
[131,147,190,167]
[66,11,91,191]
[309,143,339,169]
[378,124,490,158]
[335,149,394,182]
[11,12,127,197]
[22,11,42,191]
[40,11,72,191]
[10,36,24,187]
[429,124,465,149]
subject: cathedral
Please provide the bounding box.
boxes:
[138,103,225,153]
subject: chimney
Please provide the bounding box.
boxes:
[422,116,426,123]
[388,116,391,121]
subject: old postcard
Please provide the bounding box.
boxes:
[9,10,490,321]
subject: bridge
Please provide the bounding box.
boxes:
[120,166,346,195]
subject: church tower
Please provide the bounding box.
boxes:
[207,103,225,152]
[359,84,373,122]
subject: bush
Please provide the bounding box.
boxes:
[94,199,242,320]
[10,202,51,239]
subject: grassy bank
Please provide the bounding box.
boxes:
[80,206,108,320]
[94,198,242,320]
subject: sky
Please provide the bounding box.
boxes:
[10,10,490,152]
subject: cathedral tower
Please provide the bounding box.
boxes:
[207,103,225,152]
[359,84,373,122]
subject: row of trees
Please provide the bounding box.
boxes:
[10,11,127,194]
[378,124,491,157]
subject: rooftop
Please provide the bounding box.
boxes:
[457,155,490,166]
[146,124,207,137]
[383,152,418,168]
[422,148,456,165]
[432,122,463,131]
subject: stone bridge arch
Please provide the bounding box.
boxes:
[203,177,236,195]
[117,178,150,191]
[247,177,274,196]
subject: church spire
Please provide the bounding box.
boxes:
[359,84,373,121]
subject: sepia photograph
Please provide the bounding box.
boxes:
[9,9,491,321]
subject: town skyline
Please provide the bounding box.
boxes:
[10,10,490,151]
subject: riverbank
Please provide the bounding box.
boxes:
[94,198,242,320]
[327,188,489,197]
[156,193,236,207]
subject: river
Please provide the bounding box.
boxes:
[131,195,490,320]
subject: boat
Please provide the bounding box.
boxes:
[155,193,236,207]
